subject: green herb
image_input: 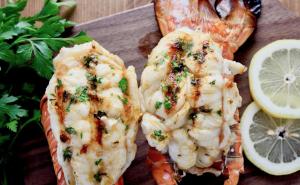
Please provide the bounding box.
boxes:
[1,14,91,78]
[125,124,129,131]
[183,67,188,78]
[86,73,102,86]
[174,38,193,52]
[209,80,216,85]
[0,0,88,183]
[175,75,182,82]
[63,146,72,161]
[83,54,98,67]
[217,110,222,116]
[152,130,167,141]
[118,77,128,94]
[80,132,83,139]
[118,95,128,105]
[97,77,103,84]
[159,53,169,65]
[95,158,102,165]
[155,101,163,109]
[57,79,63,88]
[161,84,168,92]
[94,172,102,182]
[164,99,172,110]
[74,86,89,102]
[66,86,89,111]
[65,127,77,135]
[191,52,205,63]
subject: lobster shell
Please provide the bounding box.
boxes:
[40,95,67,185]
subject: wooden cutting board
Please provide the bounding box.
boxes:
[19,0,300,185]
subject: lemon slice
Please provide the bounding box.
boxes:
[249,40,300,118]
[241,102,300,175]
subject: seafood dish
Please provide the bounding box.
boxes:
[40,41,141,185]
[140,0,261,184]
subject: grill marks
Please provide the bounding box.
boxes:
[55,84,66,124]
[84,52,106,146]
[163,37,193,113]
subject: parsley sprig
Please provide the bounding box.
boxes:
[0,1,91,184]
[0,0,92,79]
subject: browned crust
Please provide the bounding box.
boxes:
[41,95,125,185]
[40,95,67,185]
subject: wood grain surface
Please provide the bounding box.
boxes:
[13,0,300,185]
[0,0,299,22]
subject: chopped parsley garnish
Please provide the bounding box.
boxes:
[83,54,98,67]
[174,38,193,52]
[65,127,77,135]
[171,61,185,73]
[95,158,102,165]
[86,73,102,84]
[217,110,222,116]
[164,99,172,110]
[118,95,128,105]
[63,147,72,161]
[75,86,89,102]
[118,77,128,94]
[66,86,89,112]
[94,111,107,119]
[57,79,63,88]
[161,84,168,92]
[125,124,129,131]
[209,80,216,85]
[152,130,167,141]
[175,75,182,83]
[183,67,189,77]
[155,101,163,109]
[94,172,102,182]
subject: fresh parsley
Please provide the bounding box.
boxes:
[95,158,102,165]
[74,86,89,102]
[118,95,128,105]
[63,146,72,161]
[164,98,172,110]
[209,80,216,85]
[151,130,167,141]
[57,79,63,88]
[0,1,91,184]
[118,77,128,94]
[155,101,162,109]
[94,172,102,182]
[65,127,77,135]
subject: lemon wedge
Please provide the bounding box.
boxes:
[249,40,300,118]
